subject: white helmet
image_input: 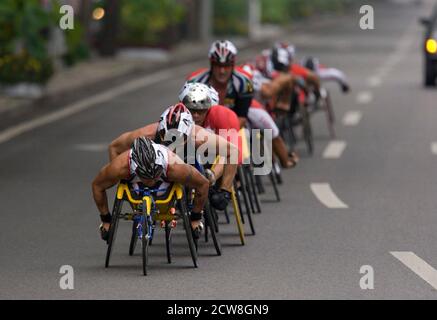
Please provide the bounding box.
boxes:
[208,40,238,64]
[157,103,194,146]
[178,82,219,110]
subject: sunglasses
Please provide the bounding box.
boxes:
[188,108,208,115]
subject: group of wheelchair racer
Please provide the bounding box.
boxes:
[92,39,350,263]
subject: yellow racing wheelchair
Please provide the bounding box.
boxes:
[104,181,197,276]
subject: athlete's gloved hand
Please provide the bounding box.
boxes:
[210,189,231,211]
[341,83,350,93]
[204,169,216,186]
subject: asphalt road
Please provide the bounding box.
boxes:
[1,0,437,299]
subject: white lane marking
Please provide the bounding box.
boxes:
[342,111,362,126]
[431,142,437,155]
[0,60,203,145]
[391,251,437,290]
[322,141,347,159]
[75,143,108,152]
[310,183,349,209]
[356,91,373,104]
[368,76,382,88]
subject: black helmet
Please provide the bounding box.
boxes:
[131,137,164,179]
[302,56,319,72]
[270,46,291,72]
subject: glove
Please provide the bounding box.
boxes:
[341,83,350,93]
[210,189,231,211]
[204,169,216,186]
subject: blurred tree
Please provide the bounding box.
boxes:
[118,0,186,47]
[0,0,57,84]
[96,0,121,56]
[214,0,248,36]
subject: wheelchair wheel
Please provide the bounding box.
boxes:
[178,196,198,268]
[272,160,283,185]
[141,200,150,276]
[269,170,281,202]
[244,165,262,214]
[105,198,122,268]
[165,221,172,264]
[128,220,139,256]
[300,103,314,156]
[238,167,255,235]
[204,201,222,256]
[324,91,336,138]
[231,184,245,246]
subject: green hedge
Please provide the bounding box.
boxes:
[118,0,186,46]
[214,0,248,36]
[261,0,352,24]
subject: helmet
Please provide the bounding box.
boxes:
[270,46,291,72]
[302,56,319,72]
[131,137,164,179]
[157,103,194,146]
[208,40,238,64]
[178,82,219,110]
[274,42,296,62]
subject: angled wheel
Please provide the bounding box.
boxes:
[128,220,139,256]
[105,198,122,268]
[269,170,281,202]
[165,221,172,264]
[324,90,336,138]
[300,104,314,156]
[141,199,151,276]
[204,201,222,256]
[178,196,198,268]
[237,167,255,235]
[231,184,245,246]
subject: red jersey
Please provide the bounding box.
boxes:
[202,105,243,165]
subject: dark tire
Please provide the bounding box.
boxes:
[165,222,172,264]
[246,166,262,213]
[179,197,198,268]
[273,160,283,185]
[128,220,138,256]
[425,58,436,87]
[255,175,265,194]
[269,170,281,202]
[141,215,149,276]
[300,104,314,156]
[204,201,222,256]
[324,91,336,138]
[105,199,122,268]
[238,167,255,235]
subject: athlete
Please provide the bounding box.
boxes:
[301,56,350,93]
[108,103,238,211]
[186,40,254,127]
[92,137,209,241]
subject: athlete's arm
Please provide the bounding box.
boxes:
[108,123,159,161]
[166,152,209,213]
[194,126,238,192]
[92,152,130,214]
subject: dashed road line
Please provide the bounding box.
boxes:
[322,141,347,159]
[74,143,108,152]
[391,251,437,290]
[368,76,382,88]
[431,142,437,155]
[310,183,349,209]
[356,91,373,105]
[342,111,362,126]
